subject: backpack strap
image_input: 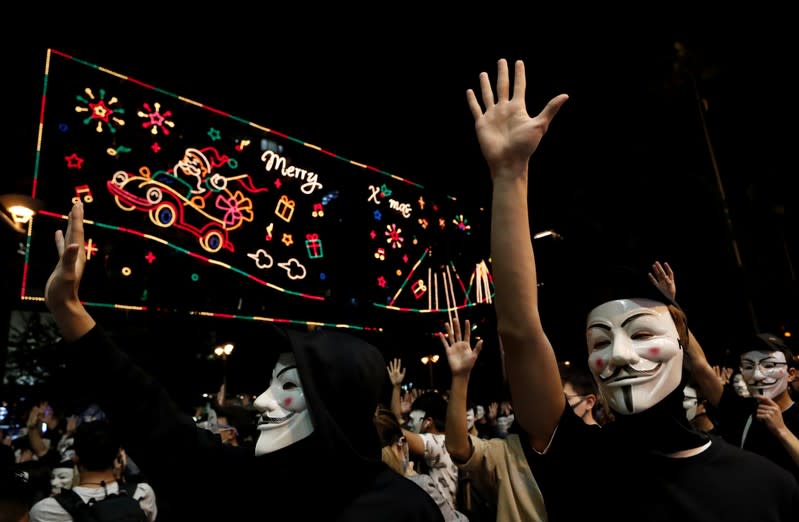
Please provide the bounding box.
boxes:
[117,479,138,496]
[54,489,92,522]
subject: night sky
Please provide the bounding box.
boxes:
[3,15,795,404]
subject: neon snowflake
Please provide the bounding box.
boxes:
[75,87,126,133]
[452,214,471,234]
[385,223,404,249]
[138,102,175,135]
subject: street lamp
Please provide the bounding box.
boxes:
[533,229,563,240]
[420,354,440,389]
[213,343,235,391]
[0,194,44,234]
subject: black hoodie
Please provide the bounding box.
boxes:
[64,325,444,521]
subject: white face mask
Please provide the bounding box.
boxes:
[253,352,314,455]
[51,466,74,495]
[475,405,485,421]
[586,299,683,415]
[466,409,475,431]
[497,415,513,434]
[732,373,751,397]
[740,350,789,399]
[682,385,698,421]
[408,410,425,434]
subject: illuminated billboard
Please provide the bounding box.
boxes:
[20,49,492,332]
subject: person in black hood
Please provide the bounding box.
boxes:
[43,202,444,521]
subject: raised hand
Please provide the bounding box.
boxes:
[466,58,568,180]
[487,402,498,423]
[439,319,483,379]
[387,358,406,387]
[755,395,787,435]
[648,260,676,300]
[712,365,733,385]
[45,203,87,312]
[44,202,96,341]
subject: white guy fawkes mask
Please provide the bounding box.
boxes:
[253,352,314,455]
[683,385,698,421]
[586,298,683,415]
[732,373,751,397]
[408,410,426,434]
[740,350,789,400]
[466,408,475,431]
[51,465,75,495]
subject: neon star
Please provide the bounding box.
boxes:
[385,224,404,249]
[151,142,161,153]
[207,127,222,141]
[145,251,156,264]
[65,153,84,169]
[373,210,382,221]
[369,230,377,240]
[138,102,175,136]
[282,233,294,246]
[377,276,387,288]
[274,179,282,189]
[74,87,126,133]
[452,214,471,234]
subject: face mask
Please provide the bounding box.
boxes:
[586,299,683,415]
[408,410,425,434]
[253,352,314,455]
[497,415,513,434]
[732,373,750,397]
[466,409,475,430]
[475,405,485,421]
[740,350,789,399]
[51,466,74,495]
[682,385,698,421]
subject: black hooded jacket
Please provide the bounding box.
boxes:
[63,325,444,521]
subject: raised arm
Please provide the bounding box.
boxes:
[648,261,723,406]
[44,202,96,341]
[467,58,568,450]
[387,358,407,422]
[441,319,483,462]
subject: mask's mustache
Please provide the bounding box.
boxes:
[599,363,662,382]
[258,412,294,425]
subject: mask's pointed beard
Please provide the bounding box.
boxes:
[623,385,633,412]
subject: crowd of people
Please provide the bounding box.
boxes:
[2,58,798,521]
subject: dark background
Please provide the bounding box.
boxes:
[2,14,796,408]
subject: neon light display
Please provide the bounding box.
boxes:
[19,49,493,331]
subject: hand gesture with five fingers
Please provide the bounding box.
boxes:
[648,261,676,301]
[466,58,568,178]
[387,358,406,387]
[487,402,498,423]
[440,318,484,379]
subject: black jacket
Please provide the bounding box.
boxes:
[64,325,444,521]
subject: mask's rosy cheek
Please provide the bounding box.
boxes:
[648,347,660,357]
[591,357,606,372]
[283,397,293,408]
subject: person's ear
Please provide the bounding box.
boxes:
[585,394,597,410]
